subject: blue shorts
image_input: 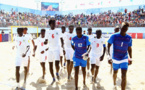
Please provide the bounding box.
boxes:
[73,57,87,67]
[113,62,128,71]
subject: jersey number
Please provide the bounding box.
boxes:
[52,34,54,39]
[96,43,99,47]
[69,37,72,40]
[19,41,22,46]
[121,42,123,47]
[41,42,44,46]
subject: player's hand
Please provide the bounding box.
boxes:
[63,50,65,55]
[41,51,44,54]
[46,48,49,51]
[128,61,132,65]
[108,59,112,64]
[12,46,15,50]
[100,55,104,61]
[22,54,26,57]
[32,54,35,57]
[44,40,48,45]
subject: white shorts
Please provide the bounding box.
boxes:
[15,56,28,67]
[47,49,60,62]
[65,48,74,61]
[38,52,47,63]
[90,53,102,66]
[60,47,63,56]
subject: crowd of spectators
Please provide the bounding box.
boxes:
[0,8,145,27]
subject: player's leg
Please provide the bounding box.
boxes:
[120,62,128,90]
[48,51,55,85]
[73,57,81,90]
[40,62,46,79]
[60,56,63,67]
[87,58,90,75]
[91,64,95,82]
[80,59,87,86]
[121,69,127,90]
[90,56,96,82]
[15,66,20,88]
[113,70,118,86]
[82,67,86,86]
[27,56,30,73]
[94,66,99,83]
[24,67,28,83]
[112,63,119,88]
[67,60,70,79]
[69,61,73,79]
[75,66,79,90]
[55,61,60,80]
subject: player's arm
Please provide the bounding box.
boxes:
[33,45,37,57]
[44,31,48,45]
[32,39,35,47]
[100,44,106,61]
[22,45,30,57]
[82,36,91,56]
[128,46,132,63]
[107,35,114,64]
[71,38,75,50]
[128,38,132,65]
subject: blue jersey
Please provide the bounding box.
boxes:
[71,35,91,59]
[108,33,132,60]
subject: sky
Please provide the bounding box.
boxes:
[0,0,145,11]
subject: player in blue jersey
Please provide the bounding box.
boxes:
[71,27,91,90]
[107,22,132,90]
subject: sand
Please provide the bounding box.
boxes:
[0,39,145,90]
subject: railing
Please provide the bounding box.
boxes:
[0,22,145,27]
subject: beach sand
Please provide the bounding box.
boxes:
[0,39,145,90]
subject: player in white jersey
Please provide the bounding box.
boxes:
[63,25,75,81]
[60,26,66,68]
[108,26,120,73]
[13,28,30,89]
[33,29,47,80]
[23,28,35,73]
[90,30,106,83]
[44,19,62,85]
[87,27,94,76]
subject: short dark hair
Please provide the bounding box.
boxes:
[23,27,28,30]
[17,28,23,34]
[41,29,45,32]
[69,25,74,28]
[88,27,92,30]
[76,27,82,31]
[96,29,102,33]
[121,22,129,29]
[49,19,55,25]
[61,26,66,29]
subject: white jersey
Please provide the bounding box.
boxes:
[15,36,28,56]
[23,33,33,45]
[63,32,75,49]
[35,37,47,53]
[90,37,105,55]
[87,34,94,40]
[45,28,62,50]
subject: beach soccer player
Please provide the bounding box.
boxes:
[44,19,63,85]
[90,30,106,83]
[107,22,133,90]
[71,27,91,90]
